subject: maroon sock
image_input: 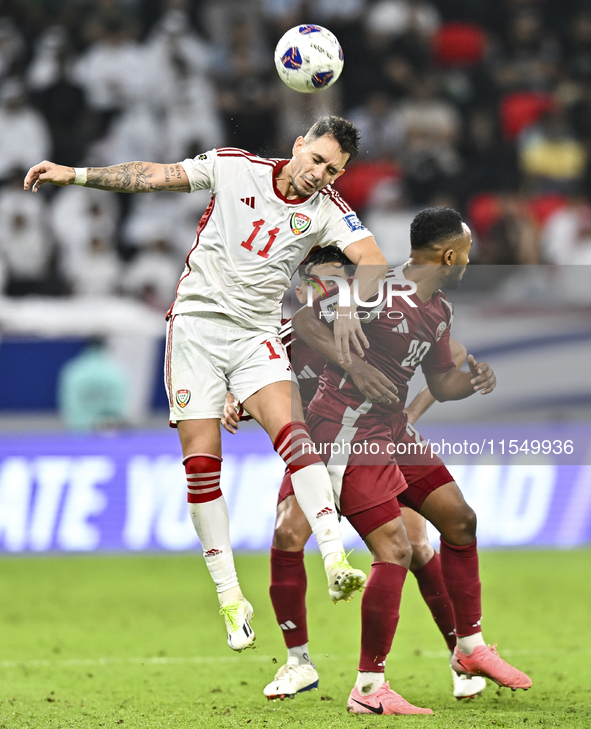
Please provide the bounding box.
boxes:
[359,562,407,672]
[439,538,482,637]
[413,552,456,652]
[269,547,308,648]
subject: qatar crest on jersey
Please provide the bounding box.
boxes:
[290,211,312,235]
[436,321,448,341]
[176,389,191,408]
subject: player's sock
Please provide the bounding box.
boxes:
[440,538,483,638]
[185,454,239,595]
[270,547,308,649]
[456,632,486,655]
[413,552,456,652]
[274,422,343,559]
[287,643,314,667]
[355,672,385,696]
[359,562,407,672]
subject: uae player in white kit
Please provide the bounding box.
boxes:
[24,116,389,652]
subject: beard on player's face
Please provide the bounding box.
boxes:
[442,265,466,290]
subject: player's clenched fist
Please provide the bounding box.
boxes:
[23,161,75,193]
[467,354,496,395]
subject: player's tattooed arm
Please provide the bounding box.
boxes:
[23,160,190,193]
[86,162,190,192]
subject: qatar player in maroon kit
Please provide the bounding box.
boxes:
[224,248,484,703]
[292,207,532,715]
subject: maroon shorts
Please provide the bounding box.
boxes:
[305,411,408,515]
[347,497,403,540]
[278,467,293,504]
[278,469,402,540]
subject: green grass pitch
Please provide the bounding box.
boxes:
[1,549,590,728]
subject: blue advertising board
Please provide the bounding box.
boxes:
[0,425,590,553]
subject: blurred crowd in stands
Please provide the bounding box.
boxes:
[2,0,591,310]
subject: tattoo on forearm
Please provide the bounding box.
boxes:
[85,162,188,193]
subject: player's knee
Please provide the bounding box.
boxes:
[366,523,412,568]
[447,504,477,545]
[272,517,309,551]
[409,538,435,572]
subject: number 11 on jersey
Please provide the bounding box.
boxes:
[241,219,280,259]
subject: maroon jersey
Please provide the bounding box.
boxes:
[307,265,455,428]
[280,318,327,412]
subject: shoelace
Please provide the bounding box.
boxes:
[219,601,241,631]
[331,549,355,573]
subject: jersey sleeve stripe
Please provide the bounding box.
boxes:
[320,187,352,214]
[216,149,276,167]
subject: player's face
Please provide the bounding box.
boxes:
[444,224,472,290]
[296,261,348,304]
[289,135,349,198]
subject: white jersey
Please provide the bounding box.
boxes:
[168,147,372,333]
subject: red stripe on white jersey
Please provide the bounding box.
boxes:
[217,155,276,168]
[320,187,352,214]
[166,194,216,319]
[216,146,259,156]
[164,314,176,406]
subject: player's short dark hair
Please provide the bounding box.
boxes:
[303,246,356,277]
[410,207,465,250]
[305,116,360,161]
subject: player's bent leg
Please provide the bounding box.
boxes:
[266,495,319,700]
[270,494,312,656]
[402,506,457,653]
[401,506,435,571]
[345,512,432,715]
[418,480,477,547]
[178,419,255,652]
[402,506,485,698]
[244,381,366,603]
[420,481,531,691]
[272,493,312,552]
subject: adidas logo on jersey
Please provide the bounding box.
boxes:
[241,196,255,208]
[316,507,335,518]
[392,320,409,333]
[297,365,317,380]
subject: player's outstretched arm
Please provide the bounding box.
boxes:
[292,305,398,405]
[405,339,467,424]
[24,160,190,193]
[425,353,496,403]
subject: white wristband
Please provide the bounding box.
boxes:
[73,167,87,186]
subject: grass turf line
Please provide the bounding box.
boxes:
[0,549,590,728]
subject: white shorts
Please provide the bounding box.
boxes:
[165,312,294,424]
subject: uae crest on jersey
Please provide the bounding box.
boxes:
[290,212,311,235]
[436,321,448,341]
[176,389,191,408]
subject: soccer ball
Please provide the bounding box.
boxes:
[274,25,344,93]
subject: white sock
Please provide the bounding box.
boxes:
[287,643,314,667]
[355,671,384,696]
[457,632,486,655]
[290,463,344,561]
[188,495,240,595]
